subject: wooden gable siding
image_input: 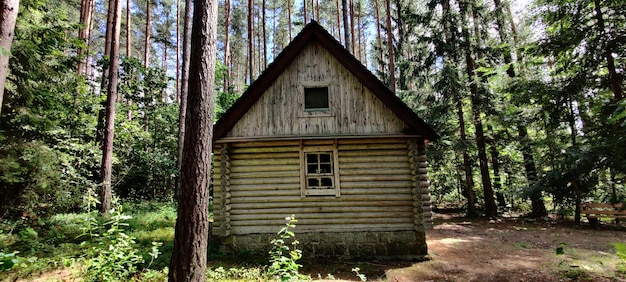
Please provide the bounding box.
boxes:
[225,43,407,138]
[212,138,419,235]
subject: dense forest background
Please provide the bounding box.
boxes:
[0,0,625,221]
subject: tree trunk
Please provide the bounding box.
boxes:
[177,0,192,178]
[488,125,505,207]
[78,0,91,75]
[247,0,253,83]
[335,0,341,45]
[493,0,546,217]
[168,0,217,278]
[349,0,355,54]
[144,0,151,67]
[592,0,622,101]
[374,0,383,76]
[223,0,231,91]
[384,0,395,92]
[287,0,292,40]
[303,0,307,23]
[0,0,19,115]
[126,0,131,57]
[341,0,349,50]
[175,0,180,101]
[262,0,266,68]
[96,0,117,145]
[100,0,122,214]
[459,0,496,218]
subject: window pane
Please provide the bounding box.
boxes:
[304,87,329,110]
[320,154,331,162]
[308,178,319,187]
[321,177,333,186]
[320,164,331,173]
[307,153,318,163]
[307,164,318,173]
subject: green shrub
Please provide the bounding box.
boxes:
[267,215,304,281]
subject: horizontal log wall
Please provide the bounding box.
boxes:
[213,138,429,236]
[226,42,407,138]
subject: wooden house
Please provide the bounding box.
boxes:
[211,21,438,259]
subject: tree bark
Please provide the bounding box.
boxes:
[223,0,231,91]
[592,0,622,101]
[287,0,292,40]
[177,0,192,177]
[247,0,254,83]
[459,0,496,218]
[335,0,341,44]
[96,0,116,145]
[384,0,395,92]
[78,0,92,75]
[175,0,180,101]
[303,0,307,23]
[126,0,131,57]
[341,0,349,50]
[262,0,266,68]
[100,0,122,213]
[168,0,217,278]
[374,0,383,75]
[492,0,546,216]
[144,0,151,67]
[349,0,355,54]
[0,0,19,115]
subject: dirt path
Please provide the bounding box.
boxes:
[306,213,626,281]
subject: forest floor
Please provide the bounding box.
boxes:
[301,212,626,281]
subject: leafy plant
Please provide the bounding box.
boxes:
[80,190,161,282]
[0,252,22,271]
[268,215,303,281]
[352,267,367,281]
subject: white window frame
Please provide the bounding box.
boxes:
[299,141,340,197]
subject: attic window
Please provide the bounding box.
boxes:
[304,87,329,111]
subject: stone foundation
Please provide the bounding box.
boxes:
[211,230,428,260]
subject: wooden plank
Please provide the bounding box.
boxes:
[230,177,299,185]
[230,164,298,173]
[229,152,299,160]
[231,216,412,226]
[230,211,415,221]
[231,146,298,154]
[230,189,301,197]
[338,155,408,163]
[338,143,408,150]
[230,158,299,166]
[230,201,414,209]
[230,224,415,235]
[229,206,411,215]
[230,170,300,179]
[339,149,408,157]
[340,181,411,189]
[581,203,623,208]
[339,175,412,182]
[229,183,300,191]
[338,138,407,144]
[230,194,412,203]
[229,140,300,148]
[340,168,411,175]
[340,188,411,195]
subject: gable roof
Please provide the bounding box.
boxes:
[213,21,439,141]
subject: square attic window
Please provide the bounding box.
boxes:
[304,87,329,111]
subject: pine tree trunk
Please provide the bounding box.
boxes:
[335,0,341,44]
[341,0,349,50]
[223,0,231,91]
[0,0,19,115]
[459,0,496,218]
[592,0,622,101]
[126,0,131,57]
[175,0,180,101]
[374,0,383,77]
[262,0,266,68]
[168,0,217,278]
[493,0,546,217]
[247,0,253,83]
[303,0,307,23]
[384,0,395,92]
[176,0,192,176]
[144,0,151,67]
[78,0,90,75]
[100,0,122,214]
[287,0,292,40]
[349,0,355,54]
[96,0,117,153]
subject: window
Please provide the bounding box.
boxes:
[300,142,340,197]
[306,152,334,189]
[304,87,329,111]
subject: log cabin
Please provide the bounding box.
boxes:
[211,21,439,259]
